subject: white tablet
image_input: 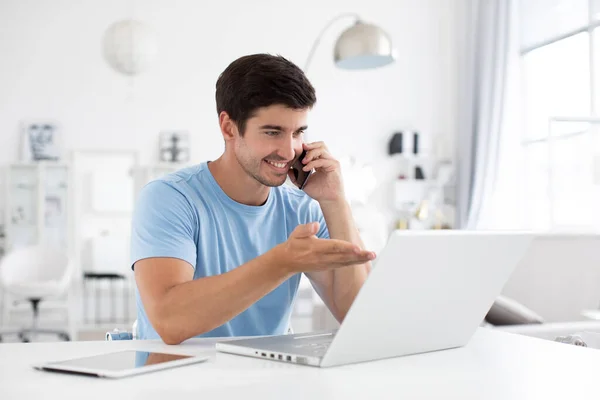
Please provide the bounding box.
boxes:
[33,350,209,379]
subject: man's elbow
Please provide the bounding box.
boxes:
[150,309,193,345]
[154,320,185,345]
[160,329,185,345]
[163,336,184,345]
[152,313,210,345]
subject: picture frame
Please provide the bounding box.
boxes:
[20,121,61,162]
[159,131,190,163]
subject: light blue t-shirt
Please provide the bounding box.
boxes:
[130,162,329,340]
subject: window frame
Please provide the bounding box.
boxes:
[520,1,600,230]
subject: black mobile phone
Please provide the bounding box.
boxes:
[291,149,313,190]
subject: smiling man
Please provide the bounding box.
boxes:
[131,54,376,344]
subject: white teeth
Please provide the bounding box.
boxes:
[267,161,286,168]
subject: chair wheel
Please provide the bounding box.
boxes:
[0,335,3,342]
[21,337,30,343]
[59,333,70,341]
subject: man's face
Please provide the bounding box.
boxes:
[233,104,308,187]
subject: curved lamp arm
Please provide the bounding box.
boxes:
[303,12,360,73]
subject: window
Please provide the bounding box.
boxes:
[519,0,600,231]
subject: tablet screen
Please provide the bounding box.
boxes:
[47,350,194,371]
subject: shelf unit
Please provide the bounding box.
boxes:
[1,162,74,334]
[391,153,456,228]
[3,162,73,253]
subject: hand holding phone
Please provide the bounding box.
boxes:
[291,149,313,190]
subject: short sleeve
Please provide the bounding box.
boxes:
[309,200,330,240]
[130,181,197,270]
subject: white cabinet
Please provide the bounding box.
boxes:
[393,179,432,210]
[3,162,72,252]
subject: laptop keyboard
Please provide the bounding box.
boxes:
[293,340,332,356]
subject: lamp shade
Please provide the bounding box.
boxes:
[334,22,395,70]
[102,20,158,76]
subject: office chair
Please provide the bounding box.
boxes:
[0,244,75,342]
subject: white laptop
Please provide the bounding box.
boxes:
[216,230,534,367]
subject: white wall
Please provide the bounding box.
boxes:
[502,234,600,322]
[0,0,462,232]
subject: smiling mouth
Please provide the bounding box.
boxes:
[264,160,290,171]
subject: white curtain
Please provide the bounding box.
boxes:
[456,0,519,229]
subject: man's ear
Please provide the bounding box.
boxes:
[219,111,238,142]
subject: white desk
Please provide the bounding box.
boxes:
[582,309,600,320]
[1,328,600,399]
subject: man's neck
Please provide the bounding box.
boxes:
[208,154,270,206]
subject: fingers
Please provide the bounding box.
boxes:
[330,256,374,267]
[320,239,359,254]
[301,142,338,172]
[327,251,376,267]
[290,222,319,238]
[304,141,327,151]
[315,239,376,266]
[303,158,339,173]
[302,147,333,164]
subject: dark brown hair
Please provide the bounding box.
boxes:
[215,54,316,135]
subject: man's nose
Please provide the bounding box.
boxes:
[279,137,297,161]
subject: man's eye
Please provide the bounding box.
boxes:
[294,130,305,137]
[265,131,279,136]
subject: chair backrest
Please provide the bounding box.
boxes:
[0,245,73,287]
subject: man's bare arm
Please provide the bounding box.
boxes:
[135,252,290,345]
[135,223,373,344]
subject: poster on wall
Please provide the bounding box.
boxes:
[20,121,62,162]
[159,131,190,163]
